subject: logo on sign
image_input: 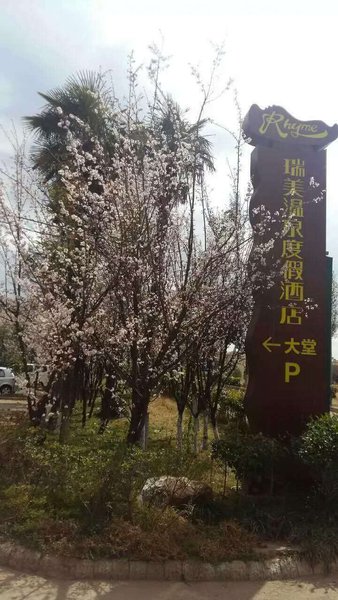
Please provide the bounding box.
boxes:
[259,111,328,140]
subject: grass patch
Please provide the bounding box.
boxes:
[0,406,251,561]
[3,405,338,568]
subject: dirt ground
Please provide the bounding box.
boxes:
[1,566,338,600]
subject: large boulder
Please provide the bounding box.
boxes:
[140,476,213,508]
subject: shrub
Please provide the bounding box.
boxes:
[212,431,286,494]
[298,413,338,503]
[227,376,241,387]
[0,413,213,534]
[0,410,257,561]
[217,388,246,428]
[298,414,338,468]
[47,508,256,562]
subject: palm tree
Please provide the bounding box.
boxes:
[25,71,116,182]
[152,95,215,178]
[26,73,215,188]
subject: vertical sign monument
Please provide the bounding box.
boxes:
[243,105,338,436]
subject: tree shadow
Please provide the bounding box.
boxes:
[287,575,338,593]
[2,567,338,600]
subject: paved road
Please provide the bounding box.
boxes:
[0,398,26,413]
[1,566,338,599]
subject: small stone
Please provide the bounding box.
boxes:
[40,554,66,578]
[93,558,129,579]
[146,561,165,580]
[129,560,147,580]
[20,549,41,573]
[74,558,95,579]
[247,560,268,580]
[278,556,300,579]
[140,476,213,508]
[228,560,248,580]
[111,559,129,579]
[265,558,283,579]
[93,559,113,579]
[215,560,249,580]
[296,559,319,577]
[0,541,15,565]
[183,560,216,581]
[215,562,238,581]
[7,546,27,570]
[164,560,183,580]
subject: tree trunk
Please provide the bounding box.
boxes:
[223,465,228,497]
[82,395,87,427]
[176,411,184,451]
[59,404,71,444]
[202,410,209,450]
[193,414,199,455]
[140,412,149,450]
[98,372,119,432]
[212,423,220,441]
[210,412,220,440]
[127,388,150,445]
[89,394,96,419]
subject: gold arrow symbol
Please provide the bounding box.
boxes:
[262,337,282,353]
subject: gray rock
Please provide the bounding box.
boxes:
[140,476,213,508]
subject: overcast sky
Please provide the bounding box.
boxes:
[1,0,338,356]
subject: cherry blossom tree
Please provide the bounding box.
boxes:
[0,131,42,384]
[0,52,277,447]
[20,56,224,443]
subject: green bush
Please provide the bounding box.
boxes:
[212,431,286,494]
[298,414,338,468]
[227,376,241,387]
[298,413,338,503]
[0,414,213,537]
[217,388,246,428]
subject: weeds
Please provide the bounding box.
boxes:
[3,410,338,567]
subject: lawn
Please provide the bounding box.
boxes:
[1,395,338,568]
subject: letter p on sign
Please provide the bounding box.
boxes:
[285,362,301,383]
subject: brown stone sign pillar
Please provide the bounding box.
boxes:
[243,105,338,437]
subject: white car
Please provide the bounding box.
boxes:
[0,367,15,395]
